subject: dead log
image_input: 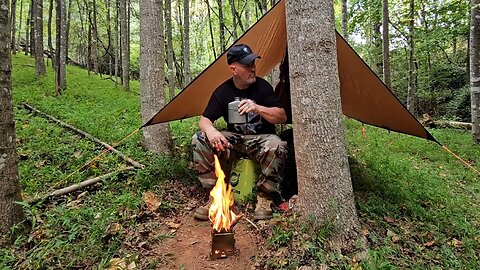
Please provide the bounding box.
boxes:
[28,166,134,204]
[421,114,472,130]
[23,103,144,169]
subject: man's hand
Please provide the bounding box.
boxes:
[205,127,230,152]
[238,99,258,115]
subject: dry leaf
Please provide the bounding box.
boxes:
[107,258,136,270]
[423,240,435,247]
[143,191,161,212]
[386,229,396,237]
[166,222,182,230]
[392,235,400,243]
[384,216,395,223]
[450,238,463,248]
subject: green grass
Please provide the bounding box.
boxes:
[1,54,479,269]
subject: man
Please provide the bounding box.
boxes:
[191,44,288,221]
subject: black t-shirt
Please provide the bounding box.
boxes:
[202,77,283,134]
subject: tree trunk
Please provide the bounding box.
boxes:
[91,0,99,73]
[10,0,17,53]
[229,0,237,40]
[24,0,30,55]
[34,0,46,77]
[0,0,26,239]
[47,0,53,58]
[106,0,114,78]
[205,0,216,58]
[341,0,348,41]
[17,0,23,54]
[285,0,361,250]
[407,0,416,115]
[382,0,391,88]
[217,0,225,52]
[119,0,129,90]
[165,0,175,100]
[183,0,190,86]
[139,0,173,154]
[29,0,34,55]
[115,0,119,85]
[76,0,87,67]
[471,0,480,143]
[55,0,67,94]
[65,0,72,61]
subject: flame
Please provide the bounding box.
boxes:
[209,155,237,232]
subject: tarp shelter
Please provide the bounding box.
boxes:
[143,0,438,144]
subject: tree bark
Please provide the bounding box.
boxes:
[183,0,190,86]
[0,0,26,239]
[65,0,72,61]
[47,0,53,59]
[217,0,225,52]
[229,0,237,40]
[55,0,67,94]
[29,0,34,55]
[382,0,391,88]
[34,0,46,77]
[10,0,17,53]
[91,0,99,73]
[165,0,175,100]
[471,0,480,143]
[205,0,216,58]
[341,0,348,42]
[17,0,22,54]
[407,0,416,115]
[106,0,114,78]
[285,0,361,251]
[115,0,119,85]
[119,0,129,90]
[139,0,173,154]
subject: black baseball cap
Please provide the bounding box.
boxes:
[227,44,261,65]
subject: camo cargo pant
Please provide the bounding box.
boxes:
[191,130,287,193]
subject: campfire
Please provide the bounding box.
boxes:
[209,155,242,259]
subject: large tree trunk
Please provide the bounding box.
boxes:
[55,0,67,94]
[183,0,190,86]
[165,0,175,101]
[285,0,361,251]
[471,0,480,143]
[0,0,26,239]
[382,0,391,88]
[10,0,17,53]
[139,0,173,154]
[119,0,129,90]
[34,0,46,77]
[341,0,348,42]
[406,0,416,115]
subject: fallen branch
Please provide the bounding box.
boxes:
[23,103,144,169]
[28,166,134,205]
[421,114,472,130]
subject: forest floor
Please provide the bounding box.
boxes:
[1,54,480,269]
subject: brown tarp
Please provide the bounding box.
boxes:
[144,0,437,143]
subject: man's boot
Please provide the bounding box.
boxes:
[194,196,212,221]
[254,192,273,220]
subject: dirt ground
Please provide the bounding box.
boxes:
[155,214,260,270]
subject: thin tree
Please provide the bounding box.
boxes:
[217,0,225,52]
[229,0,237,40]
[139,0,173,153]
[65,0,72,61]
[471,0,480,143]
[17,0,23,54]
[382,0,391,88]
[24,0,30,54]
[10,0,17,53]
[205,0,216,58]
[341,0,348,42]
[29,0,34,55]
[119,0,129,90]
[55,0,67,94]
[406,0,416,115]
[165,0,175,100]
[285,0,362,250]
[183,0,190,86]
[0,0,26,240]
[47,0,54,60]
[33,0,46,77]
[90,0,99,73]
[106,0,114,78]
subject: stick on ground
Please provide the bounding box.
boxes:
[28,166,135,204]
[23,103,144,169]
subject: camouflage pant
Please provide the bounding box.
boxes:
[191,130,287,192]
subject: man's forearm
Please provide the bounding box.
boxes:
[257,106,287,124]
[198,116,217,133]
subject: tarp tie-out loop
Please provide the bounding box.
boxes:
[60,128,142,183]
[442,145,480,176]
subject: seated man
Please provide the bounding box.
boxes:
[191,44,288,221]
